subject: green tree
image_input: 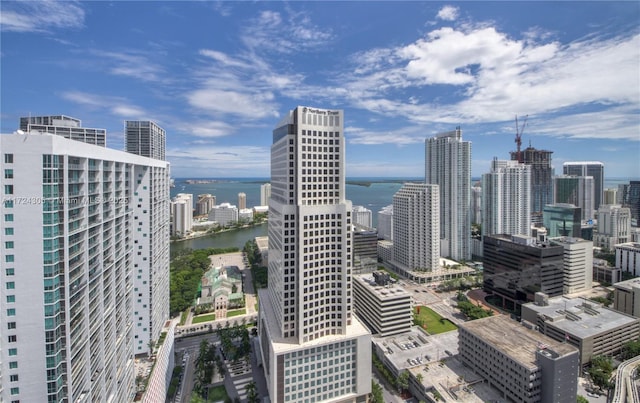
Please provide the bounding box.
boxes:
[370,380,384,403]
[396,370,409,394]
[622,338,640,360]
[577,396,589,403]
[589,355,614,391]
[245,381,260,403]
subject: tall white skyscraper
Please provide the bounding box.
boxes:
[171,193,194,236]
[125,120,166,160]
[258,106,371,403]
[0,131,170,402]
[563,161,604,210]
[554,175,595,221]
[377,204,393,241]
[260,183,271,206]
[595,204,632,249]
[481,159,531,238]
[471,185,482,225]
[352,205,373,228]
[425,128,471,261]
[392,183,440,272]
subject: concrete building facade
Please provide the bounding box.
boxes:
[425,128,471,261]
[481,159,531,238]
[261,183,271,206]
[459,315,579,403]
[238,192,247,210]
[20,115,106,146]
[549,237,593,294]
[352,205,373,229]
[511,146,554,222]
[171,193,193,236]
[553,175,595,221]
[615,242,640,277]
[258,106,371,403]
[563,161,604,210]
[196,193,216,216]
[208,203,239,227]
[124,120,166,161]
[377,205,393,241]
[613,278,640,318]
[543,203,582,238]
[0,131,170,402]
[595,204,632,250]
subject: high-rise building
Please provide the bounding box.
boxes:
[603,188,618,205]
[595,204,632,249]
[563,161,604,210]
[377,205,393,241]
[425,128,471,261]
[629,181,640,224]
[553,175,595,221]
[483,234,564,313]
[0,131,170,402]
[511,146,554,222]
[195,193,216,216]
[392,183,440,273]
[543,203,582,238]
[20,115,106,146]
[238,192,247,210]
[549,237,593,294]
[352,205,373,229]
[124,120,166,160]
[352,229,378,272]
[171,193,193,236]
[260,183,271,206]
[470,185,482,225]
[258,106,371,403]
[124,122,171,357]
[481,159,531,237]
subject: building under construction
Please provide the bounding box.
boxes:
[510,146,554,223]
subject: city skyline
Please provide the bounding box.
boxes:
[1,2,639,178]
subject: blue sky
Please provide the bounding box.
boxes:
[1,1,639,179]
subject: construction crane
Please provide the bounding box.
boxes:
[514,114,528,163]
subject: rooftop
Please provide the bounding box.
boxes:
[460,315,577,368]
[613,278,640,291]
[353,275,410,300]
[522,296,639,339]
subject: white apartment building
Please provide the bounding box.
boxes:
[616,242,640,277]
[549,237,593,294]
[20,115,106,146]
[171,193,193,236]
[0,131,170,403]
[260,183,271,206]
[471,185,482,225]
[352,274,412,336]
[352,205,373,229]
[425,128,471,261]
[125,120,166,161]
[392,183,440,272]
[239,208,254,222]
[481,159,531,237]
[377,204,393,241]
[196,193,216,216]
[604,188,618,205]
[595,204,632,249]
[238,192,247,210]
[259,106,371,403]
[208,202,238,227]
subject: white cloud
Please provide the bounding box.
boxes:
[88,49,167,83]
[167,145,269,177]
[436,5,459,22]
[346,125,425,146]
[0,0,84,33]
[62,91,148,119]
[187,88,278,119]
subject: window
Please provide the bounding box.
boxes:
[9,374,18,382]
[4,154,13,163]
[8,334,17,342]
[6,282,15,289]
[4,184,14,194]
[5,214,14,222]
[7,308,16,316]
[9,361,18,369]
[5,241,14,249]
[5,227,14,235]
[4,169,13,179]
[8,348,17,356]
[6,268,14,276]
[6,255,14,263]
[10,387,19,395]
[7,295,15,303]
[7,322,16,329]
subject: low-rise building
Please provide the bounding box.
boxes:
[613,277,640,318]
[207,202,238,227]
[615,242,640,277]
[352,273,412,336]
[459,315,579,403]
[521,294,640,366]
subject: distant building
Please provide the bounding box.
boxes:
[20,114,106,146]
[260,183,271,206]
[603,188,618,205]
[483,234,564,313]
[543,203,582,238]
[208,203,238,227]
[549,237,593,294]
[352,205,373,228]
[353,228,378,272]
[554,175,595,221]
[459,315,579,403]
[377,240,394,264]
[238,192,247,210]
[238,208,254,222]
[199,265,244,319]
[377,204,393,240]
[125,120,166,160]
[613,277,640,318]
[471,185,482,225]
[196,193,216,216]
[171,193,193,236]
[425,128,471,261]
[563,161,604,210]
[352,273,412,336]
[511,146,554,222]
[615,242,640,277]
[521,294,640,366]
[593,258,621,285]
[595,204,632,249]
[629,181,640,224]
[392,183,440,273]
[481,158,531,237]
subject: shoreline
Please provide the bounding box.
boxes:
[170,220,267,243]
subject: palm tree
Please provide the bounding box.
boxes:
[245,381,260,403]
